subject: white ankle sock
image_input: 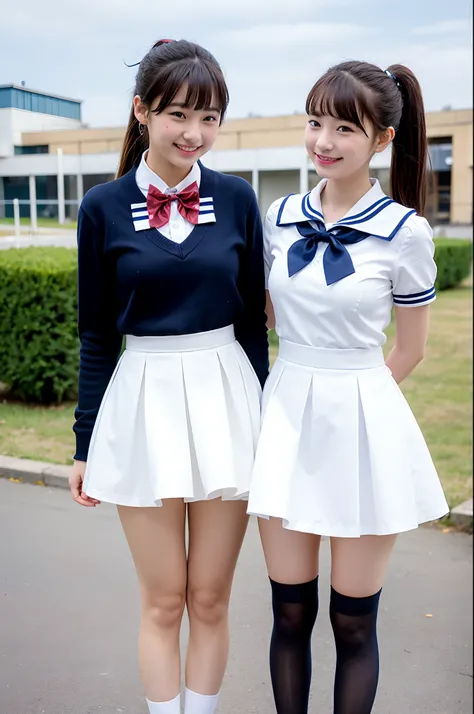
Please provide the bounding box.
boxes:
[184,688,220,714]
[146,693,181,713]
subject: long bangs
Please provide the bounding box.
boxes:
[305,71,374,136]
[147,60,229,120]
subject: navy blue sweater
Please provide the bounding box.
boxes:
[73,164,268,461]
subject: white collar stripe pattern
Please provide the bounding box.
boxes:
[276,193,295,226]
[198,197,215,220]
[276,179,416,241]
[335,196,393,224]
[302,193,324,222]
[130,197,216,232]
[336,199,396,227]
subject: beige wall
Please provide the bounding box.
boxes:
[20,108,473,223]
[450,122,473,223]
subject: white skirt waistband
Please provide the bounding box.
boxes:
[278,340,385,370]
[125,325,235,353]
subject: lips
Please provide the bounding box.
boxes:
[174,144,201,154]
[316,154,342,166]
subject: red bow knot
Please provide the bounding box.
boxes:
[146,182,200,228]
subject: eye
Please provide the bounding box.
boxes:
[171,111,186,119]
[308,119,320,128]
[337,125,353,133]
[203,115,219,123]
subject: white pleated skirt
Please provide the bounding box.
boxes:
[247,340,449,537]
[83,326,262,507]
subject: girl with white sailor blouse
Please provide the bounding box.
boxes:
[68,40,268,714]
[247,61,448,714]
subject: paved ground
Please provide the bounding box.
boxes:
[0,231,76,249]
[0,478,472,714]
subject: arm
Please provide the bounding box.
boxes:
[388,216,437,383]
[73,205,123,462]
[234,191,269,387]
[385,305,431,383]
[265,290,276,330]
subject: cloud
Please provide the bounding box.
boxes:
[1,0,472,126]
[412,19,471,35]
[220,22,373,50]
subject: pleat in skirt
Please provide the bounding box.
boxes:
[83,326,262,507]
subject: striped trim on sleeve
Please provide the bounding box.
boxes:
[393,286,436,306]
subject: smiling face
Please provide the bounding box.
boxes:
[134,84,222,184]
[305,69,395,185]
[304,113,378,181]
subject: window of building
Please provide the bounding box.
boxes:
[0,87,81,120]
[14,145,49,155]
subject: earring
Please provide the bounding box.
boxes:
[139,124,145,136]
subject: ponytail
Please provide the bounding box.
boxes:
[116,104,148,179]
[387,64,428,216]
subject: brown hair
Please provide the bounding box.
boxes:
[117,39,229,178]
[306,60,428,215]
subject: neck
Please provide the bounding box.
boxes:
[320,170,372,223]
[145,148,192,188]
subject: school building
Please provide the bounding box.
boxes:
[0,83,472,228]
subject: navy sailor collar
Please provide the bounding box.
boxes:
[276,178,416,241]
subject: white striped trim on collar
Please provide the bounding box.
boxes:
[131,197,216,232]
[276,180,416,241]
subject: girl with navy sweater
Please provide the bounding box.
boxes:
[69,39,268,714]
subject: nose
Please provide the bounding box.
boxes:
[182,121,202,146]
[316,129,335,154]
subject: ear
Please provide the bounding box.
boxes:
[133,95,149,126]
[374,126,395,154]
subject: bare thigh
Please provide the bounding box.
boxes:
[187,498,249,599]
[118,499,187,609]
[330,535,398,598]
[258,518,321,584]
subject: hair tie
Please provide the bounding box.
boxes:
[385,69,401,89]
[153,39,174,47]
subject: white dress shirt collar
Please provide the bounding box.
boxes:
[136,151,201,196]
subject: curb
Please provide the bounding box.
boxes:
[1,454,473,531]
[0,454,70,489]
[450,498,473,528]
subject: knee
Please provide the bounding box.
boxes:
[142,591,186,630]
[187,586,229,627]
[330,587,381,651]
[270,578,319,639]
[331,612,372,650]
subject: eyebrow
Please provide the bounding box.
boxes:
[168,102,221,113]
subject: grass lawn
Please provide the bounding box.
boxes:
[0,217,77,228]
[0,287,472,512]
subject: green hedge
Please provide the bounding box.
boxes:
[0,238,471,403]
[0,247,79,403]
[434,238,473,291]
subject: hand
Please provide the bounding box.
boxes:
[69,460,101,507]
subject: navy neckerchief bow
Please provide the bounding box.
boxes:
[287,221,370,285]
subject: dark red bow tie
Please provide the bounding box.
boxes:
[146,182,200,229]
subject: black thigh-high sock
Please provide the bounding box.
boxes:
[269,577,319,714]
[330,587,382,714]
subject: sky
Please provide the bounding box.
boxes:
[0,0,472,127]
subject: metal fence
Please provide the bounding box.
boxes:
[0,199,79,236]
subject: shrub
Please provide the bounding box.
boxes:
[0,237,471,403]
[0,247,79,403]
[434,238,473,291]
